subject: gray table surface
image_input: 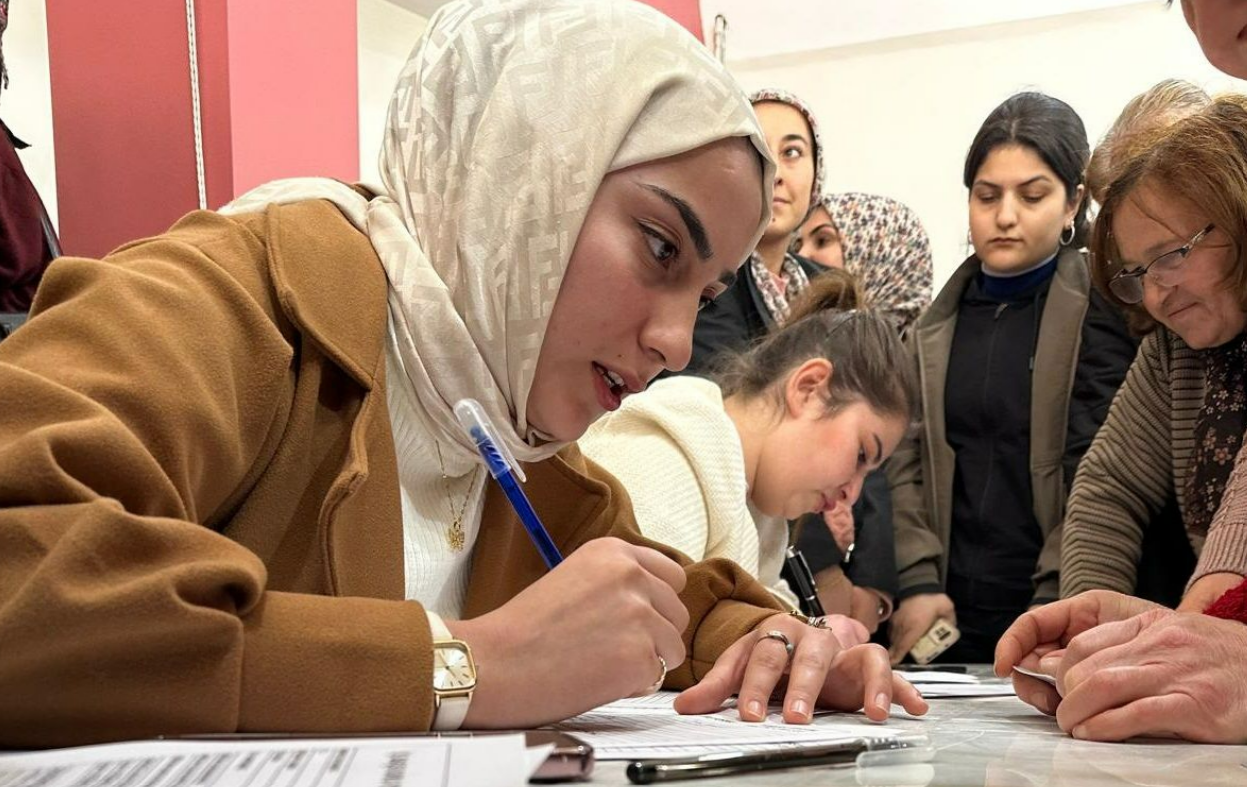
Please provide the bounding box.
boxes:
[585,666,1247,786]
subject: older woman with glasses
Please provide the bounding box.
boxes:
[997,93,1247,746]
[1059,93,1247,615]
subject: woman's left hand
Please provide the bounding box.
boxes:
[673,613,928,724]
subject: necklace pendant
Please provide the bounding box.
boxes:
[447,524,465,552]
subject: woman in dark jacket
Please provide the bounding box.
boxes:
[887,92,1137,663]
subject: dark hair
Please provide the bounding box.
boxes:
[1091,93,1247,334]
[714,275,916,423]
[964,92,1091,246]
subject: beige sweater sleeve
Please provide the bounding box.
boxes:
[1061,333,1173,596]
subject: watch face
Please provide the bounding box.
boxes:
[433,644,476,691]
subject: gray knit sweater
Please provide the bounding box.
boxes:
[1060,328,1247,596]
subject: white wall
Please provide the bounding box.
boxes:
[357,0,428,188]
[723,2,1247,290]
[3,0,56,228]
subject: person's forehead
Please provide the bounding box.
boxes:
[753,102,810,136]
[976,145,1056,181]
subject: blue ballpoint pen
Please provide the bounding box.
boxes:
[454,398,564,568]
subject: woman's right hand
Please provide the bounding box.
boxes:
[451,537,688,728]
[887,592,955,665]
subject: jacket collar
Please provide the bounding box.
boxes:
[912,246,1090,545]
[262,199,389,390]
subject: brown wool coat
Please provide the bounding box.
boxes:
[0,200,781,749]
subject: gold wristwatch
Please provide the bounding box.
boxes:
[428,611,476,730]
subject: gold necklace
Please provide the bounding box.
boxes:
[435,441,480,552]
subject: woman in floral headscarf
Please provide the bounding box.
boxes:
[0,0,924,748]
[798,192,934,336]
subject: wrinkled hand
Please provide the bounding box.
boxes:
[1176,572,1244,613]
[673,613,927,724]
[823,503,855,554]
[888,593,954,665]
[993,590,1163,716]
[1051,609,1247,742]
[454,537,687,728]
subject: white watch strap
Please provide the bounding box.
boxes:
[428,611,470,731]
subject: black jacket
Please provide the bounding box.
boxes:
[889,247,1138,606]
[681,255,826,377]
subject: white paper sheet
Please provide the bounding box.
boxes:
[550,692,901,760]
[896,670,980,684]
[0,735,540,787]
[914,682,1017,698]
[896,670,1017,698]
[1012,665,1059,687]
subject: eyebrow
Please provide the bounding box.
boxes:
[643,184,713,261]
[1141,236,1185,259]
[807,222,837,236]
[973,175,1054,189]
[781,133,809,146]
[871,434,883,466]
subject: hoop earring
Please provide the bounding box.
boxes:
[1060,224,1076,247]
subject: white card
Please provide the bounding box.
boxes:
[1012,665,1058,686]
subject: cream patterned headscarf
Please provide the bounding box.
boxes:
[223,0,774,470]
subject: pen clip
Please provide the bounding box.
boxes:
[453,398,527,483]
[856,733,934,768]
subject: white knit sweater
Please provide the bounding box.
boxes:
[580,377,797,608]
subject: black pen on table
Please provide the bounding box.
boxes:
[784,545,825,618]
[625,735,931,783]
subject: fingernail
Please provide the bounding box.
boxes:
[746,699,763,719]
[874,692,889,710]
[1072,725,1087,739]
[791,699,808,718]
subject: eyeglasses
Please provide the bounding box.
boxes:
[1108,223,1216,304]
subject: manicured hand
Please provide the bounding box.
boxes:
[887,592,954,665]
[453,537,687,728]
[822,612,870,647]
[673,613,928,724]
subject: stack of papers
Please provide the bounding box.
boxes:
[897,670,1017,698]
[550,692,902,760]
[0,735,549,787]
